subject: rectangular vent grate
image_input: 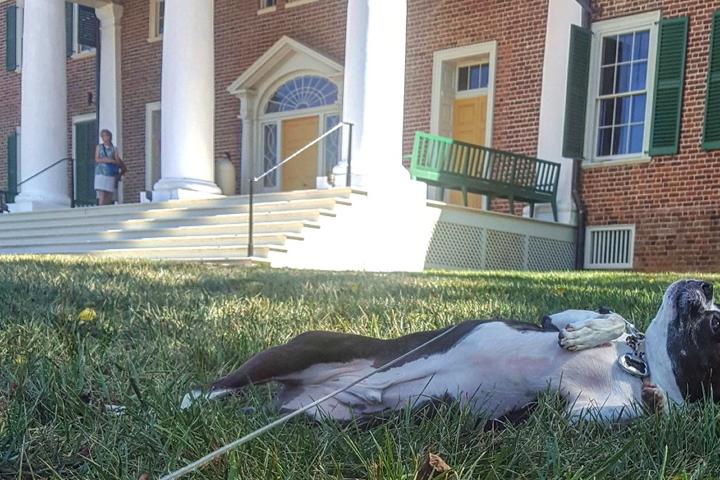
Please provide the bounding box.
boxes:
[584,225,635,269]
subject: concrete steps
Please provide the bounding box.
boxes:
[0,187,363,263]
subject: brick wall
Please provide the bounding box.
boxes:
[583,0,720,272]
[404,0,550,215]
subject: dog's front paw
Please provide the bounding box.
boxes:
[641,383,668,414]
[558,313,626,351]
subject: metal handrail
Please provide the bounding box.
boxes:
[247,121,353,257]
[1,157,77,211]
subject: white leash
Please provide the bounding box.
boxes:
[160,324,460,480]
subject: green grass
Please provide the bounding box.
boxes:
[1,257,720,479]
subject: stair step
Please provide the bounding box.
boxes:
[0,198,347,230]
[0,232,299,253]
[0,188,358,224]
[87,244,284,260]
[0,219,319,243]
[0,209,332,238]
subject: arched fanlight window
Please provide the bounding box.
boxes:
[265,75,338,114]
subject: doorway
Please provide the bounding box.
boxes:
[447,95,487,208]
[73,117,98,206]
[281,115,319,191]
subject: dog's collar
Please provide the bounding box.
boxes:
[618,320,650,379]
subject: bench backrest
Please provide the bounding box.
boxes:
[410,132,560,196]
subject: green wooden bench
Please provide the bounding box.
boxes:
[409,132,561,221]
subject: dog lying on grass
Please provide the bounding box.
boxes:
[184,279,719,423]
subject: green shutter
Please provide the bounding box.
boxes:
[703,10,720,150]
[7,132,18,204]
[75,120,98,206]
[562,24,592,159]
[649,17,689,156]
[5,5,17,71]
[65,2,73,57]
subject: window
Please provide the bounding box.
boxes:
[457,63,489,92]
[72,4,97,55]
[265,76,338,113]
[262,123,278,187]
[586,12,659,162]
[260,0,277,8]
[149,0,165,41]
[145,103,162,191]
[323,114,341,177]
[596,31,649,157]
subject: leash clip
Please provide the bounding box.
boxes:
[619,320,650,378]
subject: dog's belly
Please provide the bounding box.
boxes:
[276,322,635,421]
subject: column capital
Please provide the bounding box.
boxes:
[95,3,123,27]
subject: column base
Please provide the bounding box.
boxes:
[152,177,223,202]
[10,192,72,212]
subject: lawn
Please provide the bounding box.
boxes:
[1,257,720,479]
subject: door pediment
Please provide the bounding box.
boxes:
[227,36,344,98]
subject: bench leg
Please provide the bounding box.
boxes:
[551,201,558,222]
[529,202,535,218]
[462,187,468,207]
[509,197,515,215]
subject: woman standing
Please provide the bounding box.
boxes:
[94,129,127,206]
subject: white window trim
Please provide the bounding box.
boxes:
[430,41,497,148]
[148,0,163,43]
[258,0,277,15]
[145,101,161,191]
[70,4,97,59]
[583,10,660,166]
[286,0,319,8]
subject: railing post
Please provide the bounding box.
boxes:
[69,158,75,208]
[345,123,353,187]
[248,178,254,258]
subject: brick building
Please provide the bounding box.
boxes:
[1,0,719,272]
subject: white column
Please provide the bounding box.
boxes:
[237,90,256,195]
[153,0,221,201]
[535,0,584,224]
[96,3,124,202]
[337,0,411,190]
[12,0,69,211]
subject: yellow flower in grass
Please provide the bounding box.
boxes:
[14,354,26,365]
[78,307,98,324]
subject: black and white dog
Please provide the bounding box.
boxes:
[185,279,720,423]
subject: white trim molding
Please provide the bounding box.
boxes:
[430,41,497,148]
[228,36,344,194]
[583,10,661,165]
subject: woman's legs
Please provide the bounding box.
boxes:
[97,190,112,206]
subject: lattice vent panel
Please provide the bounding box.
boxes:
[424,221,484,270]
[485,230,525,270]
[527,236,575,271]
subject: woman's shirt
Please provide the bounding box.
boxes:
[96,143,119,176]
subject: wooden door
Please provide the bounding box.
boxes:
[281,115,319,191]
[448,95,487,208]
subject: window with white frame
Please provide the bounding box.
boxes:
[72,4,97,55]
[457,63,489,92]
[587,13,659,162]
[260,0,277,9]
[149,0,165,41]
